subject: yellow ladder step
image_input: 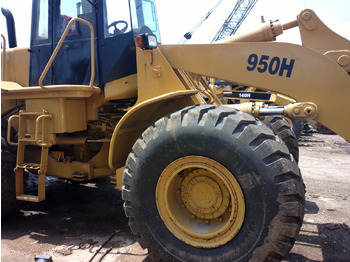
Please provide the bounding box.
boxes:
[17,163,41,170]
[15,147,48,202]
[16,194,40,202]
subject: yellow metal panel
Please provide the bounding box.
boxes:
[115,167,125,190]
[1,47,29,86]
[47,156,92,179]
[159,42,350,141]
[88,142,112,168]
[86,94,105,121]
[26,98,87,133]
[1,81,23,89]
[1,81,20,114]
[1,85,100,100]
[66,99,87,132]
[269,93,296,105]
[105,74,138,100]
[92,167,115,178]
[298,9,350,54]
[136,48,197,104]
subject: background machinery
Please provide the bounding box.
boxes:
[212,0,258,42]
[1,0,350,261]
[179,0,303,139]
[180,0,258,43]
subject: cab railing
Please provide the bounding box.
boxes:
[38,17,95,89]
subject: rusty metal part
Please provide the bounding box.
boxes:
[88,229,120,262]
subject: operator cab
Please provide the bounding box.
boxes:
[29,0,161,89]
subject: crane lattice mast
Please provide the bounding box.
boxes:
[212,0,258,42]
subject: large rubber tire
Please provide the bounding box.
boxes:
[1,119,18,216]
[263,115,299,162]
[122,105,304,261]
[291,119,304,139]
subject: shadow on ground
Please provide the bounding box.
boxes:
[1,175,140,257]
[285,199,350,261]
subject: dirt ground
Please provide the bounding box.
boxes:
[1,132,350,262]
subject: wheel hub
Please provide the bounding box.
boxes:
[156,156,245,248]
[181,170,230,220]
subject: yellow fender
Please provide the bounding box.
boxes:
[108,90,197,169]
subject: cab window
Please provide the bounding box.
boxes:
[33,0,49,43]
[104,0,131,38]
[130,0,161,43]
[55,0,95,40]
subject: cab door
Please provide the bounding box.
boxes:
[29,0,53,86]
[30,0,98,86]
[97,0,136,87]
[51,0,99,86]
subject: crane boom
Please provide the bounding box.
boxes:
[212,0,258,42]
[179,0,225,44]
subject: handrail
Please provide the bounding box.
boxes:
[7,114,19,146]
[38,17,95,89]
[35,114,53,147]
[1,34,6,81]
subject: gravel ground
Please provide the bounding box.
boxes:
[285,133,350,262]
[1,132,350,262]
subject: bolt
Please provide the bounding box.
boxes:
[205,220,209,224]
[293,108,300,115]
[302,11,311,21]
[304,107,313,115]
[219,217,223,222]
[338,55,350,67]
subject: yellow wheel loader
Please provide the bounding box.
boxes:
[1,1,349,261]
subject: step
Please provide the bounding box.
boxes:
[17,163,41,170]
[16,194,40,202]
[72,172,88,181]
[19,112,42,116]
[18,137,37,143]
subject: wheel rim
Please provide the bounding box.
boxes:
[156,156,245,248]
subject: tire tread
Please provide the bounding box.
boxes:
[122,105,304,261]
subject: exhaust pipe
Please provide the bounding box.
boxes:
[1,7,17,48]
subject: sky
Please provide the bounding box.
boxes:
[156,0,350,44]
[0,0,349,47]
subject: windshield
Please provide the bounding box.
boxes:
[130,0,161,43]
